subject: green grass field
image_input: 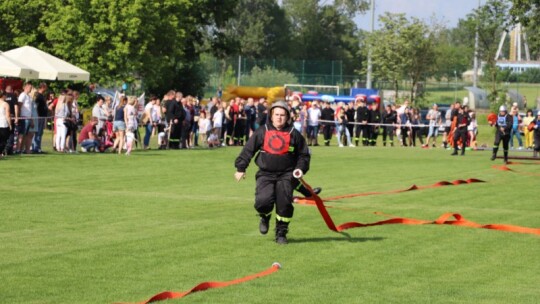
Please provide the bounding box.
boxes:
[1,143,539,303]
[424,82,540,110]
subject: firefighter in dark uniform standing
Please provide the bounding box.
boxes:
[451,105,470,156]
[490,105,513,163]
[321,101,334,146]
[533,112,540,157]
[235,101,310,244]
[368,102,381,146]
[345,102,355,141]
[355,99,370,146]
[382,104,397,146]
[164,90,184,149]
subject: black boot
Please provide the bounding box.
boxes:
[491,147,498,161]
[275,220,289,245]
[259,213,271,235]
[298,184,322,198]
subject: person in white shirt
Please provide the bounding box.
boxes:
[468,111,478,149]
[92,96,107,132]
[17,83,34,153]
[423,103,442,148]
[213,103,224,145]
[307,101,321,146]
[143,96,160,149]
[198,111,211,146]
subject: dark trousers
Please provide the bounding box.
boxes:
[370,126,379,146]
[346,124,354,142]
[226,121,235,144]
[382,126,394,146]
[169,121,182,148]
[234,120,246,145]
[411,127,423,147]
[453,128,467,153]
[493,131,510,154]
[355,124,369,146]
[322,124,333,145]
[255,171,294,219]
[181,122,191,148]
[0,127,9,154]
[400,127,409,146]
[6,120,16,154]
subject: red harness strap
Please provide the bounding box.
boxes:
[298,178,540,236]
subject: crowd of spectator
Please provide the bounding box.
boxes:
[1,84,539,160]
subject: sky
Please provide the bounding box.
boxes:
[355,0,482,30]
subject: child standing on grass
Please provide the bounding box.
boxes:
[198,111,211,147]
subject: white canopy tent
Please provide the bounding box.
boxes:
[0,51,38,79]
[3,46,90,81]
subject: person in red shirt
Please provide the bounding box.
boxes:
[78,117,100,152]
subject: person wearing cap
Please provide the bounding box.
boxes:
[234,101,311,245]
[355,99,370,146]
[490,105,513,163]
[381,104,397,146]
[321,101,334,146]
[368,101,381,146]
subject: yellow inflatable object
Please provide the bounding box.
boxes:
[223,86,285,104]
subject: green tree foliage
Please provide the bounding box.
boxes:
[508,0,540,60]
[223,0,291,59]
[432,27,474,81]
[241,66,298,87]
[366,13,437,103]
[464,0,510,103]
[283,0,364,75]
[508,0,540,25]
[0,0,238,97]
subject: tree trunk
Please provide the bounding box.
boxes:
[394,80,399,103]
[410,80,417,105]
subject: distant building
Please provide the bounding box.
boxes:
[496,61,540,73]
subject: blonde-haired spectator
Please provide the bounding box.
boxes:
[54,95,68,153]
[523,109,535,149]
[112,96,128,154]
[124,96,138,155]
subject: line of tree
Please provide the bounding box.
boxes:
[0,0,538,104]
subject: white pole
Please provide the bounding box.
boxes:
[473,0,481,88]
[366,0,375,89]
[454,70,458,101]
[237,55,241,86]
